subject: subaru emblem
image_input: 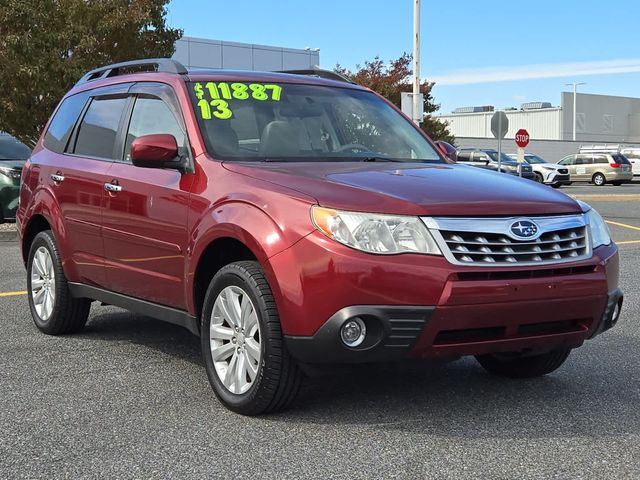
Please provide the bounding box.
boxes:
[509,220,539,239]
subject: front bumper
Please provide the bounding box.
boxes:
[272,231,621,364]
[545,172,571,185]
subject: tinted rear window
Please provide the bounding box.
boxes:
[612,154,631,164]
[74,97,127,159]
[0,134,31,160]
[44,92,90,154]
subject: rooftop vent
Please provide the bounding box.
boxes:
[521,102,553,110]
[453,105,495,114]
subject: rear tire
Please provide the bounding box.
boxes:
[475,348,571,378]
[201,261,303,415]
[592,173,606,186]
[27,230,91,335]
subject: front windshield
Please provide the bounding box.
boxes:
[188,81,442,163]
[524,155,546,164]
[485,151,516,164]
[0,134,31,160]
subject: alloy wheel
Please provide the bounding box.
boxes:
[31,246,56,320]
[209,285,261,395]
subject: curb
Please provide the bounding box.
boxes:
[0,230,17,242]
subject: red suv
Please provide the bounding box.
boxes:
[17,59,623,415]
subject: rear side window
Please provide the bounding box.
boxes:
[44,92,90,153]
[593,155,608,164]
[74,97,127,159]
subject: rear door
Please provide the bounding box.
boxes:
[102,83,194,309]
[43,87,130,287]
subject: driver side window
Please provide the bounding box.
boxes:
[123,97,186,163]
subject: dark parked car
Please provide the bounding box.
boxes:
[457,148,535,180]
[0,133,31,223]
[17,59,622,415]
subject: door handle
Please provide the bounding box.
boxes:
[104,182,123,193]
[50,174,65,183]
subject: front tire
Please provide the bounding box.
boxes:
[534,173,544,183]
[475,348,571,378]
[27,230,91,335]
[201,261,303,415]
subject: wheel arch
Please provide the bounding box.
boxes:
[191,235,261,321]
[187,203,300,320]
[21,214,52,265]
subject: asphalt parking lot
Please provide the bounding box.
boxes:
[1,184,639,479]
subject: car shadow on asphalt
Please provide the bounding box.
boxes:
[81,307,639,439]
[80,307,203,366]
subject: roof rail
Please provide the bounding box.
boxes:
[276,67,356,84]
[76,58,188,86]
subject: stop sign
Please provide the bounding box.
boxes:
[515,129,530,148]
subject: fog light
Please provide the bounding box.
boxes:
[340,318,366,348]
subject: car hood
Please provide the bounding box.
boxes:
[223,161,582,216]
[543,163,565,170]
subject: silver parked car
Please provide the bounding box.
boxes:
[507,153,570,188]
[558,153,633,186]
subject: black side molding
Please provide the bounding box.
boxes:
[68,283,200,336]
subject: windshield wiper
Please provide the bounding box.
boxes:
[360,156,404,163]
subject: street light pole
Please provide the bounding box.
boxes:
[412,0,421,125]
[566,81,586,141]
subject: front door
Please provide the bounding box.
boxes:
[102,87,193,309]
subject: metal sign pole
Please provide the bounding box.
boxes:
[497,115,502,173]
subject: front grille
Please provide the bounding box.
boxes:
[558,168,569,174]
[440,226,588,264]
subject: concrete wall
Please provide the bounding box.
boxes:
[438,93,640,143]
[438,108,563,140]
[561,92,640,142]
[173,37,320,71]
[454,137,595,163]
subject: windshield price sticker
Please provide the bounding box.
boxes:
[193,82,282,120]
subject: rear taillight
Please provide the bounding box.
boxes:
[610,163,621,168]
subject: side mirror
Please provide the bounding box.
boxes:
[435,142,448,157]
[131,134,181,170]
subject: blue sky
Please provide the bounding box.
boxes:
[166,0,640,113]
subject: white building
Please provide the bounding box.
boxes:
[437,92,640,143]
[172,36,320,72]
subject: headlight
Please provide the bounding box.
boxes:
[583,205,611,248]
[541,166,555,171]
[0,166,21,180]
[311,206,442,255]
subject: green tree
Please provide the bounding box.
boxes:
[336,53,455,144]
[0,0,182,145]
